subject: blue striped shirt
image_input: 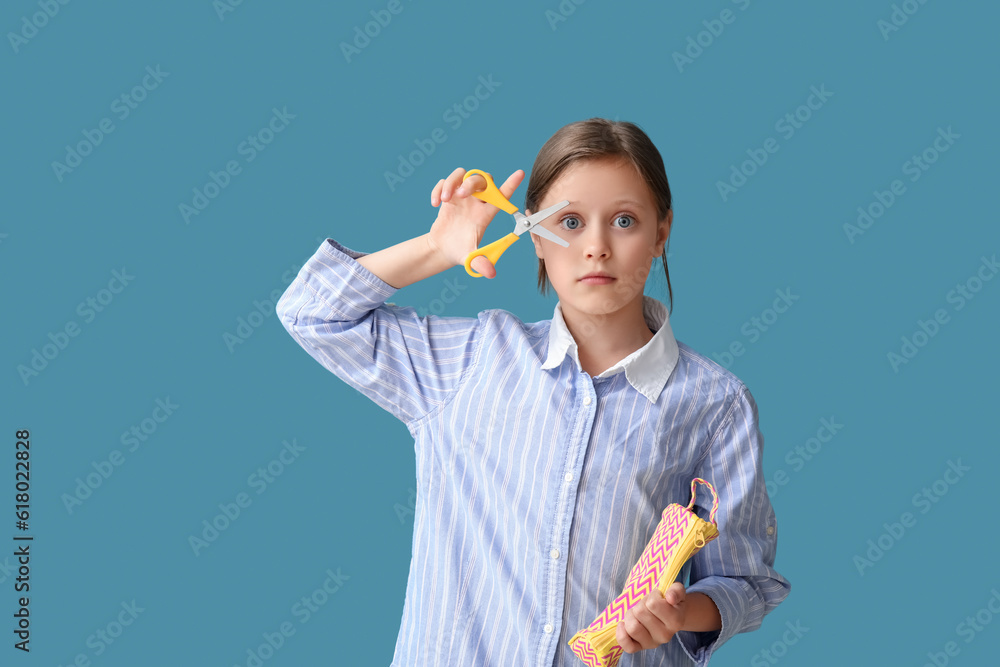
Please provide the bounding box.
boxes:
[276,240,790,666]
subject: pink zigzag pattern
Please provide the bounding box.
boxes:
[568,486,720,667]
[586,505,691,630]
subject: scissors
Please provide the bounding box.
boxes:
[461,169,570,278]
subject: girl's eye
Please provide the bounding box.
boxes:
[614,215,635,229]
[560,216,582,230]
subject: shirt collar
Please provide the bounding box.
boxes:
[540,296,679,403]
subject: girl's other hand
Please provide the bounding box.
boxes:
[428,168,525,279]
[616,582,688,654]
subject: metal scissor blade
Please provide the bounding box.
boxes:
[524,200,570,226]
[518,200,570,247]
[529,225,569,247]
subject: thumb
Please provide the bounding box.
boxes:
[664,582,686,606]
[470,255,496,279]
[497,169,525,203]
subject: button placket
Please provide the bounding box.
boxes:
[543,377,596,655]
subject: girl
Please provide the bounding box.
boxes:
[277,118,790,666]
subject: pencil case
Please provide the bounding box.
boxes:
[568,477,720,667]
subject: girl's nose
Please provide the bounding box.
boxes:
[583,226,611,260]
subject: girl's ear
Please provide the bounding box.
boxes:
[655,209,673,255]
[526,209,545,259]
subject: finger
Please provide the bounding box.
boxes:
[431,179,445,207]
[616,622,639,654]
[634,591,668,628]
[628,592,679,645]
[470,255,496,279]
[440,167,467,202]
[636,589,685,644]
[497,169,525,202]
[459,173,487,197]
[622,610,655,651]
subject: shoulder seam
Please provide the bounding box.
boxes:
[406,308,494,432]
[694,383,748,469]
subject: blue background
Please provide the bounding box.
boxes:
[3,0,998,665]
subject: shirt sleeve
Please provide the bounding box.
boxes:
[673,385,792,666]
[275,239,482,426]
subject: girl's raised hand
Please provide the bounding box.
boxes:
[428,168,525,279]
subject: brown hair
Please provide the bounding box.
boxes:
[524,118,674,313]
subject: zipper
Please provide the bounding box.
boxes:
[655,518,718,596]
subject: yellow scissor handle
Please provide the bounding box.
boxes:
[462,169,521,277]
[463,169,518,214]
[464,232,519,277]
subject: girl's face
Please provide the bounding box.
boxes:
[529,157,671,323]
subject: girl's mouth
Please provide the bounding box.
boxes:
[579,273,615,285]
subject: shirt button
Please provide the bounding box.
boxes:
[583,396,592,406]
[550,549,560,559]
[766,525,775,536]
[564,472,573,482]
[544,623,554,634]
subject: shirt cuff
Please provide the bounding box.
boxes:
[294,239,398,323]
[673,576,749,666]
